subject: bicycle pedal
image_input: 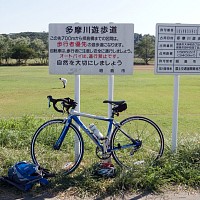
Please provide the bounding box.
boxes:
[40,168,56,178]
[43,172,56,178]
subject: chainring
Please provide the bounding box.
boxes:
[95,146,111,160]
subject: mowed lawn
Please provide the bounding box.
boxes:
[0,65,200,148]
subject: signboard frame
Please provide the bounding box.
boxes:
[49,23,134,75]
[155,23,200,75]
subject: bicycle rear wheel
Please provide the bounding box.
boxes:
[111,116,164,168]
[31,119,84,175]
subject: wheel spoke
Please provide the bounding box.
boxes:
[111,116,164,168]
[31,119,84,175]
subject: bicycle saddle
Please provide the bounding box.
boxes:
[103,100,125,105]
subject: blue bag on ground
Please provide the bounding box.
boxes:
[7,161,48,191]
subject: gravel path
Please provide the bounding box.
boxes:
[4,189,197,200]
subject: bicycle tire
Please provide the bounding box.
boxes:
[110,116,164,168]
[31,119,84,175]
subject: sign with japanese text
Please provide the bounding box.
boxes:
[49,23,134,75]
[155,23,200,75]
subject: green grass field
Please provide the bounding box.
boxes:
[0,65,199,196]
[0,65,200,140]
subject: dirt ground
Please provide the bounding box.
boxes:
[134,64,155,71]
[0,187,200,200]
[41,190,200,200]
[27,190,200,200]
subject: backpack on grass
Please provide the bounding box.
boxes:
[6,161,48,191]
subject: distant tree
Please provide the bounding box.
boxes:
[9,32,48,47]
[11,45,35,65]
[13,36,31,47]
[4,36,14,65]
[10,37,35,65]
[0,35,5,64]
[9,33,48,65]
[0,33,49,65]
[134,33,143,45]
[135,34,155,64]
[31,38,48,64]
[40,49,48,65]
[0,35,13,65]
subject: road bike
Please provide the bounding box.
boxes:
[31,96,164,175]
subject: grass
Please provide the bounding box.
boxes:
[0,65,200,197]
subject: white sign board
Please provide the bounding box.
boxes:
[155,23,200,74]
[49,23,134,75]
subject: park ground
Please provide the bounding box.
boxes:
[0,64,199,199]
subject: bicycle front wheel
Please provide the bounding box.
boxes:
[111,116,164,168]
[31,119,84,175]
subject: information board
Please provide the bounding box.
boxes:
[155,23,200,74]
[49,23,134,75]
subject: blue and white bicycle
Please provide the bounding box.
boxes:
[31,96,164,175]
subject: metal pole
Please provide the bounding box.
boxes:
[74,75,80,160]
[75,75,80,113]
[172,75,180,153]
[108,75,114,117]
[105,75,114,163]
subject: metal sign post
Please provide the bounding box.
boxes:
[74,75,80,160]
[108,75,114,117]
[105,75,114,164]
[172,75,180,152]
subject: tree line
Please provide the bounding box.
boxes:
[0,32,155,66]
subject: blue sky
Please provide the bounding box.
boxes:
[1,0,200,35]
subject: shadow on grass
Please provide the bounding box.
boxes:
[30,164,162,199]
[0,145,199,199]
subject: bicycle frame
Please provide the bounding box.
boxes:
[53,109,141,154]
[53,109,117,152]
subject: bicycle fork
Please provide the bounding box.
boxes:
[53,119,71,150]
